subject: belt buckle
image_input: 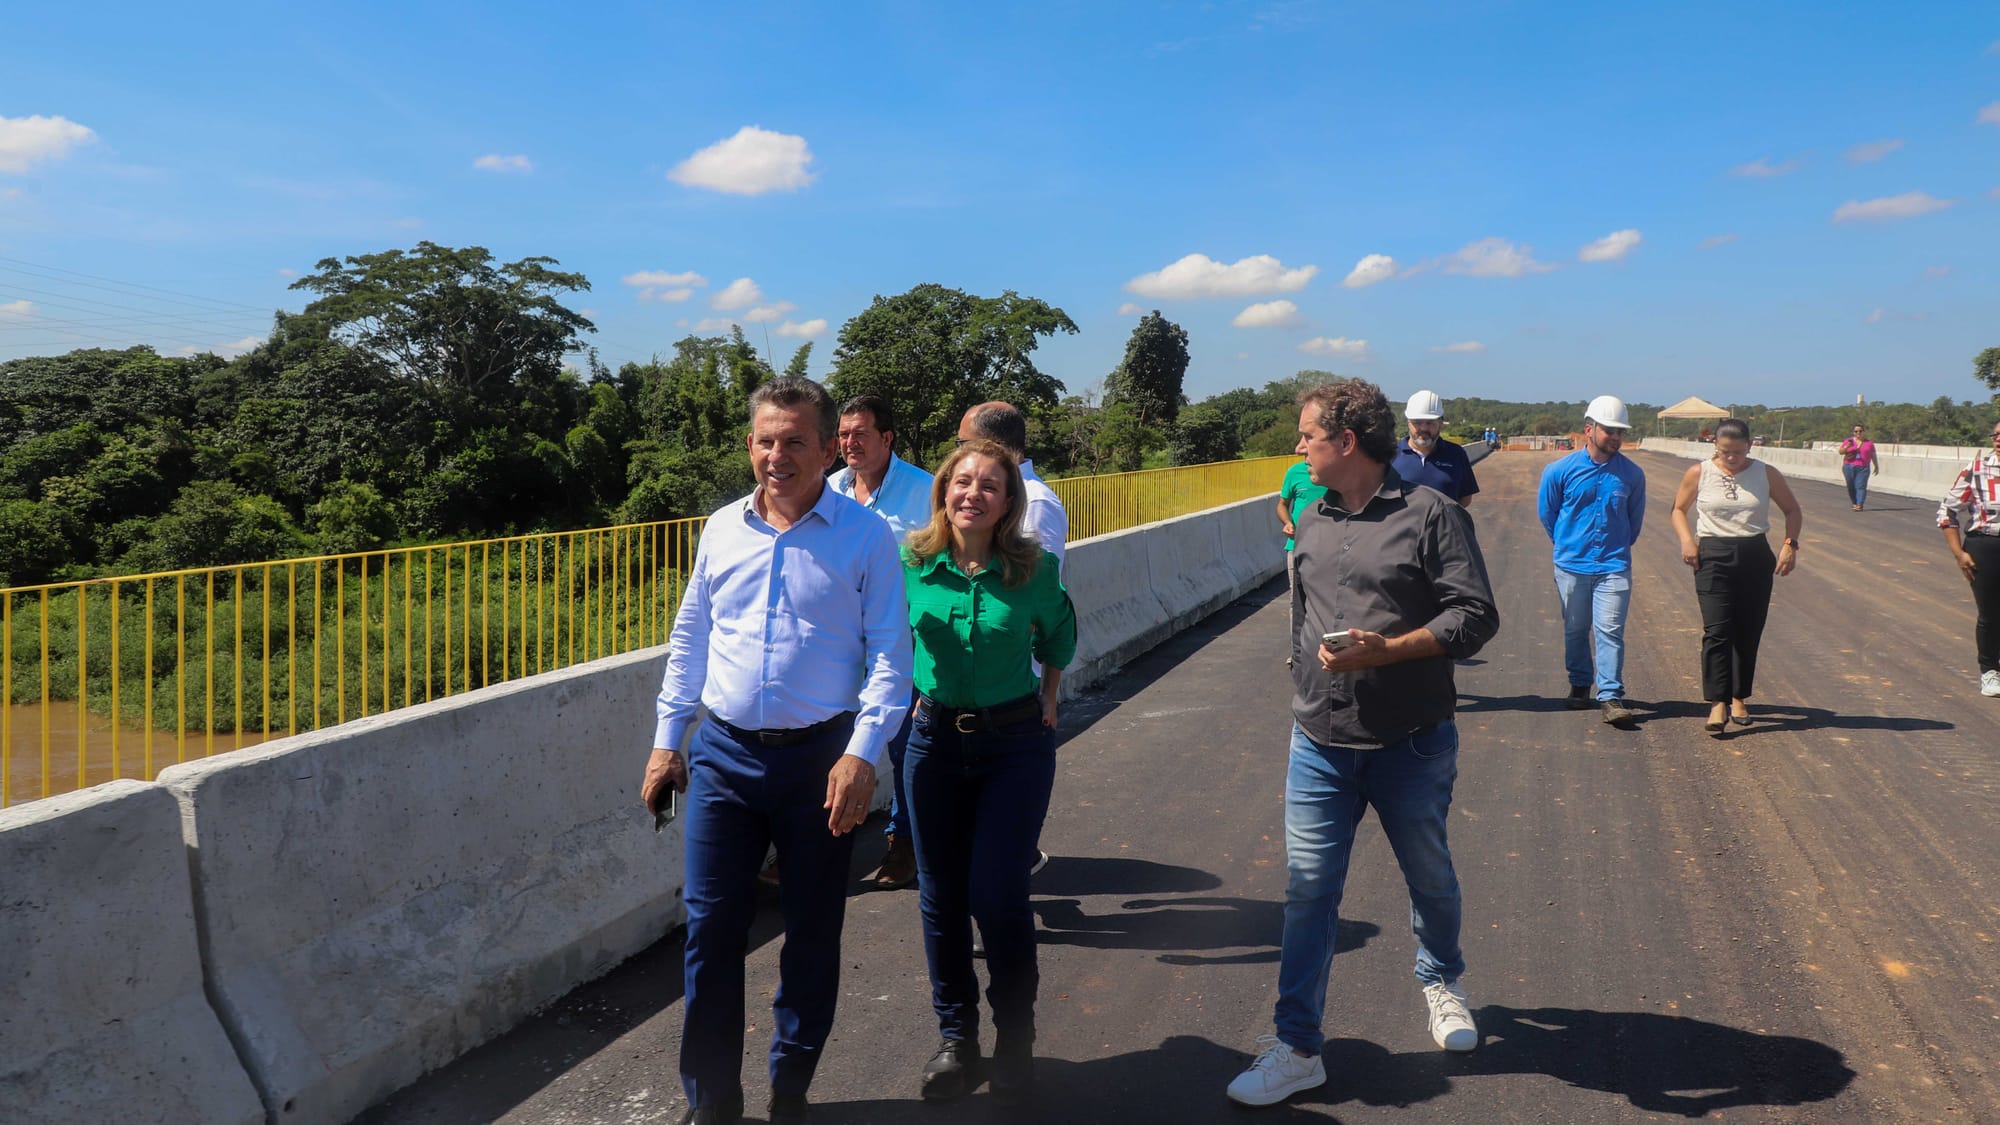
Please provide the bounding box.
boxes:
[954,712,978,734]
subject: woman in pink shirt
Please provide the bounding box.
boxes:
[1838,424,1880,511]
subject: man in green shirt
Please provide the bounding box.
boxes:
[1277,460,1329,667]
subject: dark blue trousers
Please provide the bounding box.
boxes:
[883,693,915,842]
[904,709,1056,1046]
[679,716,858,1108]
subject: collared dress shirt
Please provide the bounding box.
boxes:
[831,453,935,542]
[1938,451,2000,535]
[905,548,1077,709]
[1537,449,1647,575]
[655,483,913,766]
[1291,468,1499,748]
[1392,437,1480,503]
[1018,459,1068,570]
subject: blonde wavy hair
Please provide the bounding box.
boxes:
[904,439,1043,588]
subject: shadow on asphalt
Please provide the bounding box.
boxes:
[1456,693,1954,735]
[1033,888,1380,966]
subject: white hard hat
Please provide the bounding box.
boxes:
[1405,389,1444,421]
[1584,394,1630,429]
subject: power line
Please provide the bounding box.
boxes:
[0,256,282,316]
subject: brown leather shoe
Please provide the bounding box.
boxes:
[874,832,917,890]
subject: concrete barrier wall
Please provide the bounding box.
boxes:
[1645,438,1964,508]
[0,781,263,1125]
[156,652,679,1125]
[3,492,1282,1124]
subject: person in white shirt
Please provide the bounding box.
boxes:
[641,377,912,1125]
[831,394,934,889]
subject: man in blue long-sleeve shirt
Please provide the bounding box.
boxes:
[1538,396,1646,725]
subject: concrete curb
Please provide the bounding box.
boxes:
[0,780,263,1125]
[1641,439,1956,507]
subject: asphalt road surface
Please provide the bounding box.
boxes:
[362,449,1998,1124]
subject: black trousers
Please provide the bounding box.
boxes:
[1966,534,2000,674]
[1695,536,1775,702]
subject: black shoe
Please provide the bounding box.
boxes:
[990,1033,1035,1107]
[921,1038,984,1102]
[767,1091,810,1124]
[1565,685,1594,710]
[676,1098,743,1125]
[1600,699,1635,725]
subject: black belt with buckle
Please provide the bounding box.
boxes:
[712,711,855,748]
[918,693,1042,734]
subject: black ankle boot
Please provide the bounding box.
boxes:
[990,1031,1034,1107]
[920,1038,983,1102]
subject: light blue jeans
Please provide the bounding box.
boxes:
[1553,566,1631,701]
[1274,722,1464,1056]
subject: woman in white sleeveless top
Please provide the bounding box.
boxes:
[1669,418,1804,733]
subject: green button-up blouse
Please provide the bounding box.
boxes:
[903,548,1078,709]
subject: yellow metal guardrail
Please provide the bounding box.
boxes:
[1,455,1292,806]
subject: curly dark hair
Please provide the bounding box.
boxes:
[1297,379,1397,464]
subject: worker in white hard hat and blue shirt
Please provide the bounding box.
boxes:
[1537,395,1646,725]
[1394,390,1480,507]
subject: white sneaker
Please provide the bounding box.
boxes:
[1225,1035,1326,1107]
[1982,670,2000,698]
[1424,981,1478,1052]
[1029,849,1050,875]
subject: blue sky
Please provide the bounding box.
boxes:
[2,1,1997,408]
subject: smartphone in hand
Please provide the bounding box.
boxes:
[1321,631,1357,651]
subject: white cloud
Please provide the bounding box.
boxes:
[1231,299,1303,328]
[742,301,796,323]
[1297,336,1370,360]
[1436,237,1555,277]
[1698,232,1739,250]
[1979,101,2000,126]
[1116,302,1144,316]
[689,317,737,333]
[668,125,816,195]
[622,269,707,302]
[1831,191,1956,223]
[0,114,96,174]
[472,153,533,173]
[392,217,422,229]
[1430,341,1486,354]
[0,186,21,201]
[1846,138,1904,164]
[1924,264,1952,278]
[1990,186,2000,201]
[578,308,598,318]
[176,336,263,359]
[1731,156,1800,178]
[1124,253,1318,299]
[0,299,33,317]
[275,267,297,278]
[1987,39,2000,55]
[1578,229,1642,263]
[776,319,828,338]
[1341,253,1398,289]
[1865,307,1929,324]
[712,277,764,310]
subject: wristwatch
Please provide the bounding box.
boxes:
[1783,538,1799,549]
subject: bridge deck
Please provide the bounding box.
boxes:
[362,450,1998,1124]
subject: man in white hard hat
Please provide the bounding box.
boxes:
[1537,395,1647,725]
[1393,390,1480,508]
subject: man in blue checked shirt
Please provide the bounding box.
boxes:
[641,377,913,1125]
[830,393,933,890]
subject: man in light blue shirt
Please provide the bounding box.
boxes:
[641,377,912,1125]
[1537,395,1646,725]
[831,394,933,889]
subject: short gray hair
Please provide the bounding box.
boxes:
[748,377,838,442]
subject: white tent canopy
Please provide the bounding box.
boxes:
[1655,395,1730,420]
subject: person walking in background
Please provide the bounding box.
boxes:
[831,394,934,890]
[1226,379,1498,1109]
[1839,424,1880,511]
[641,377,912,1125]
[1538,395,1646,725]
[1937,419,2000,698]
[1276,457,1328,668]
[1393,389,1480,508]
[899,439,1076,1108]
[1668,418,1804,733]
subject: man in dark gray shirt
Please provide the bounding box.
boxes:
[1227,379,1499,1109]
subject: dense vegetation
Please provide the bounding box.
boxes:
[3,241,1994,590]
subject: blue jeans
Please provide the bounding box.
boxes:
[884,695,915,842]
[679,717,859,1108]
[904,706,1057,1045]
[1843,463,1871,508]
[1274,722,1464,1056]
[1553,566,1631,701]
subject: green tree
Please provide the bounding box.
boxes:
[309,481,398,555]
[1169,400,1241,466]
[1103,310,1191,469]
[828,284,1076,461]
[1975,346,2000,393]
[0,499,78,586]
[784,341,814,379]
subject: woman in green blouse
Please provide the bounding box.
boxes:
[901,438,1077,1108]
